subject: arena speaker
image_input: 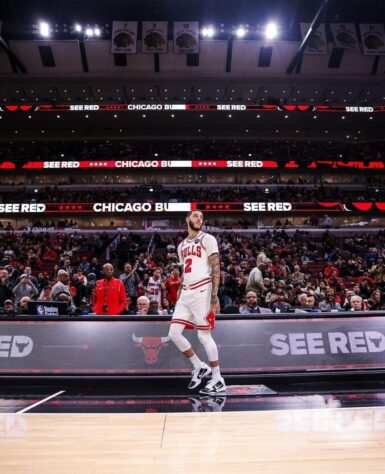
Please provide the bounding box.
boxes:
[186,53,199,67]
[328,47,344,69]
[39,46,55,67]
[114,54,127,67]
[258,46,273,67]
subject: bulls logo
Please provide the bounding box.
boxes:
[0,336,33,358]
[132,333,170,364]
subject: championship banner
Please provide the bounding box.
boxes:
[173,21,199,54]
[2,316,385,375]
[111,21,138,54]
[330,23,360,51]
[142,21,168,53]
[300,23,328,54]
[359,24,385,55]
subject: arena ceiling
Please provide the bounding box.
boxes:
[0,0,384,142]
[2,0,385,39]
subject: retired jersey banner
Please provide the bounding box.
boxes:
[142,21,168,53]
[173,21,199,53]
[111,21,138,54]
[360,24,385,55]
[330,23,360,51]
[300,23,328,54]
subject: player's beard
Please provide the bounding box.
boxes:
[188,220,202,232]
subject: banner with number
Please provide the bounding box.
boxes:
[111,21,138,54]
[142,21,168,53]
[173,22,199,54]
[360,24,385,55]
[330,23,360,51]
[300,23,328,54]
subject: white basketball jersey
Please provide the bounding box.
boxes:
[178,231,219,286]
[145,277,162,304]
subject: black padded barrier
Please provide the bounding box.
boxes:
[1,312,385,376]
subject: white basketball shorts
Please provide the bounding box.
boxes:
[171,280,215,330]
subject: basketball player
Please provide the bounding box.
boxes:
[144,267,164,305]
[168,210,226,395]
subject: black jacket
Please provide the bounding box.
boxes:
[0,282,13,307]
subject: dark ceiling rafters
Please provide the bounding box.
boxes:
[0,35,27,73]
[287,0,329,74]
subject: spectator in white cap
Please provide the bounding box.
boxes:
[12,274,38,304]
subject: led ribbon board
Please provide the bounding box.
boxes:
[2,104,385,113]
[0,201,383,215]
[0,160,383,170]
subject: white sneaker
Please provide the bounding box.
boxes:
[199,377,226,396]
[204,396,227,412]
[188,363,211,390]
[189,397,205,412]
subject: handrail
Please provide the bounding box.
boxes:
[105,232,120,261]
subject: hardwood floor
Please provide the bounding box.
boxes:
[1,408,385,473]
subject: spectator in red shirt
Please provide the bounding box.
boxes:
[165,267,182,308]
[42,247,58,262]
[323,260,339,278]
[356,271,375,288]
[93,263,126,315]
[326,270,343,289]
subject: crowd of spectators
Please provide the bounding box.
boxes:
[0,231,112,315]
[3,224,385,317]
[209,228,385,314]
[0,140,384,165]
[4,174,383,187]
[1,228,383,316]
[0,185,384,205]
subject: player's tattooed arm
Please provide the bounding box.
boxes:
[176,264,184,301]
[209,253,220,312]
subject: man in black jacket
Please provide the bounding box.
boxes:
[1,299,16,317]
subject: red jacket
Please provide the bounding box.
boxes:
[93,278,126,315]
[165,276,182,305]
[324,266,339,278]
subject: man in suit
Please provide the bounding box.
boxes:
[240,291,272,314]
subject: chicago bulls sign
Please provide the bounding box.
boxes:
[132,333,170,364]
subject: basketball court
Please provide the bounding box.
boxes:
[1,377,385,473]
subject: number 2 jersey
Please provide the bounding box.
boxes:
[177,231,219,287]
